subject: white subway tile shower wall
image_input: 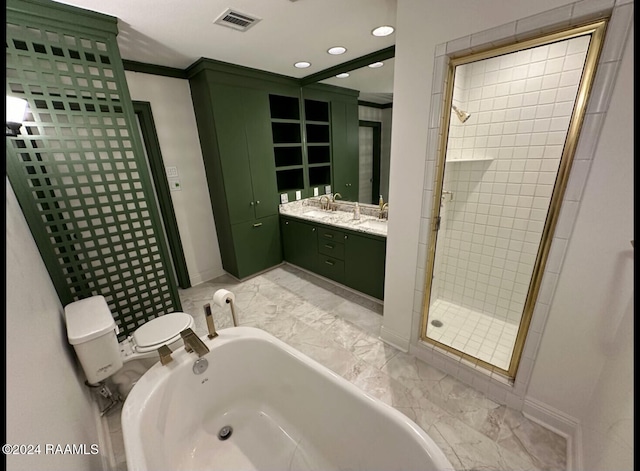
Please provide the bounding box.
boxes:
[433,36,589,328]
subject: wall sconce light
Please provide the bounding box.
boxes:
[6,96,28,137]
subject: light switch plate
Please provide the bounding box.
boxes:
[313,187,319,196]
[324,185,331,194]
[166,166,178,178]
[169,179,181,191]
[295,190,301,200]
[280,193,289,204]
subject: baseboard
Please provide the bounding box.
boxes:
[522,396,582,471]
[91,394,114,471]
[379,325,410,352]
[189,266,225,286]
[283,262,384,307]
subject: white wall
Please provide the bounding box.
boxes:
[527,21,634,468]
[6,178,103,471]
[385,0,633,465]
[125,71,224,286]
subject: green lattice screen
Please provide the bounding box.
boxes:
[6,6,182,340]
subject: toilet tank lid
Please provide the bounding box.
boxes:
[133,312,193,349]
[65,295,117,345]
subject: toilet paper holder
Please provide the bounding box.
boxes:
[227,297,238,327]
[205,290,238,335]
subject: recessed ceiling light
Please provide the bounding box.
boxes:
[335,73,350,78]
[372,25,394,37]
[294,61,311,68]
[368,62,384,68]
[327,46,347,55]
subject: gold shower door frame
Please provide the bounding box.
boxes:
[420,20,608,380]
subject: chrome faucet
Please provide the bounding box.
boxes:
[379,202,389,220]
[180,328,210,357]
[319,195,330,210]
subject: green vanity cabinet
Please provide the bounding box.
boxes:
[280,215,386,300]
[344,231,386,300]
[316,226,346,284]
[280,217,318,273]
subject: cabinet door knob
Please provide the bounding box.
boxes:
[250,201,254,206]
[256,200,260,204]
[344,235,348,239]
[285,221,289,225]
[312,228,316,232]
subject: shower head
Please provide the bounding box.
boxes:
[452,105,471,123]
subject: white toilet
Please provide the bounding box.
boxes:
[64,295,194,397]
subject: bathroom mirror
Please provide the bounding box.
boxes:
[314,53,394,205]
[420,20,607,379]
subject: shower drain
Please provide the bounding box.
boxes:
[218,426,233,441]
[431,319,443,328]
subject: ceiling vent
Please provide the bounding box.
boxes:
[214,8,262,32]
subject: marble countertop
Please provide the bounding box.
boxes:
[279,197,388,238]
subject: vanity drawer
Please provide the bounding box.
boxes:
[316,255,345,284]
[318,240,345,260]
[317,227,345,243]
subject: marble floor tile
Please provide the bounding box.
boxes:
[349,332,400,370]
[103,264,567,471]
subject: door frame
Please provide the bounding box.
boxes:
[133,101,191,289]
[358,120,382,205]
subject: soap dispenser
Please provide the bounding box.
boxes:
[353,202,360,220]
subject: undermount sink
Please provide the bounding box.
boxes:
[358,219,388,231]
[303,210,332,219]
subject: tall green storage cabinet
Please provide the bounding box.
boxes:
[188,62,301,279]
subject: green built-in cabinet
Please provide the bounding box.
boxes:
[280,215,386,300]
[188,67,297,279]
[188,60,360,279]
[270,94,305,197]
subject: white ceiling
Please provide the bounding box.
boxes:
[52,0,396,103]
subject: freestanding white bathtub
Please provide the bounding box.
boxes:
[121,326,454,471]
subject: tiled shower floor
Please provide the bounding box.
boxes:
[426,299,519,370]
[105,264,566,471]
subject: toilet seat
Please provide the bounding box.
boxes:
[132,312,193,353]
